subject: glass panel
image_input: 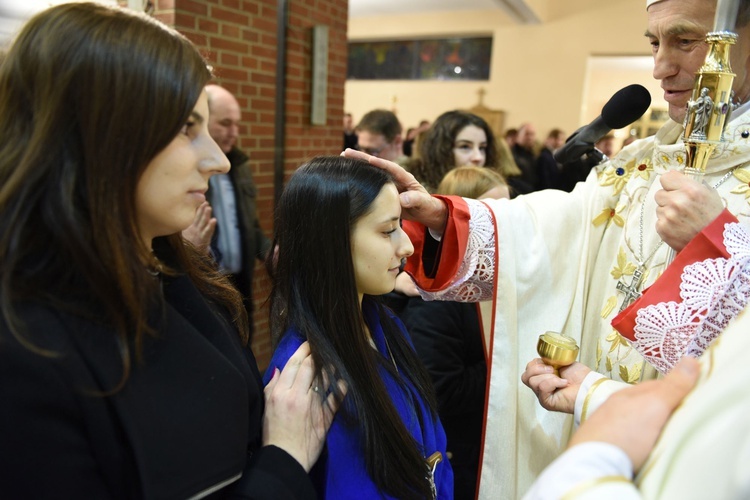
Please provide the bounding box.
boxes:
[347,37,492,81]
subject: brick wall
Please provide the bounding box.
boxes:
[149,0,348,369]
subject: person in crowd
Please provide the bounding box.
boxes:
[403,127,417,157]
[400,165,509,500]
[511,122,539,191]
[408,127,431,162]
[343,112,358,151]
[343,1,750,497]
[408,110,499,192]
[535,128,566,190]
[263,157,453,499]
[355,109,408,164]
[504,127,519,148]
[403,120,431,157]
[437,166,510,201]
[595,133,616,158]
[0,3,339,497]
[621,134,638,149]
[182,84,271,342]
[496,134,534,197]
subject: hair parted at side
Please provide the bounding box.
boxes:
[267,156,437,500]
[410,110,499,190]
[0,2,246,386]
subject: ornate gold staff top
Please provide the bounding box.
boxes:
[665,0,741,264]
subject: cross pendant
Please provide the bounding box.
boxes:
[616,268,644,312]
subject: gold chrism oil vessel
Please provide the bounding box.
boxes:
[537,331,579,370]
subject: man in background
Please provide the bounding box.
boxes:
[200,84,271,340]
[355,109,408,165]
[511,122,539,191]
[535,128,566,190]
[595,133,616,158]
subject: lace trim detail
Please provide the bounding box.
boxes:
[631,223,750,373]
[419,198,495,302]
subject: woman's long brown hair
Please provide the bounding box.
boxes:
[0,3,247,390]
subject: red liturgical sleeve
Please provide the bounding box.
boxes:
[402,195,471,293]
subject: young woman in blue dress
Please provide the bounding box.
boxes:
[264,156,453,499]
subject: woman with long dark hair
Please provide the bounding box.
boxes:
[0,3,336,497]
[264,157,453,499]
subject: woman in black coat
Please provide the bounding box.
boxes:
[0,3,339,498]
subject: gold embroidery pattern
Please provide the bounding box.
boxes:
[610,248,637,280]
[601,155,661,379]
[598,329,642,383]
[599,159,636,196]
[632,157,654,181]
[592,203,626,228]
[730,168,750,203]
[600,296,617,320]
[619,362,643,384]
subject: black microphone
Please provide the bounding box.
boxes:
[554,84,652,164]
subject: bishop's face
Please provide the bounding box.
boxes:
[645,0,750,123]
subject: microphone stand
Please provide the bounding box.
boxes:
[665,0,740,265]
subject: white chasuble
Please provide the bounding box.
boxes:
[414,113,750,499]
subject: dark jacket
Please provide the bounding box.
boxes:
[399,298,487,500]
[511,143,539,192]
[0,245,313,499]
[211,147,271,337]
[536,147,564,191]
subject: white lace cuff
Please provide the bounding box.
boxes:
[418,198,496,303]
[632,222,750,373]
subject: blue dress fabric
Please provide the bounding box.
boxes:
[263,298,454,499]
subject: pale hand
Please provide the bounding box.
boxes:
[521,359,591,414]
[568,356,699,472]
[182,201,216,254]
[342,148,448,234]
[394,272,420,297]
[263,342,344,472]
[654,170,724,252]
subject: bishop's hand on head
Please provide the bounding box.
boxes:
[342,148,449,234]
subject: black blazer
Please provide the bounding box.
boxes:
[0,265,314,499]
